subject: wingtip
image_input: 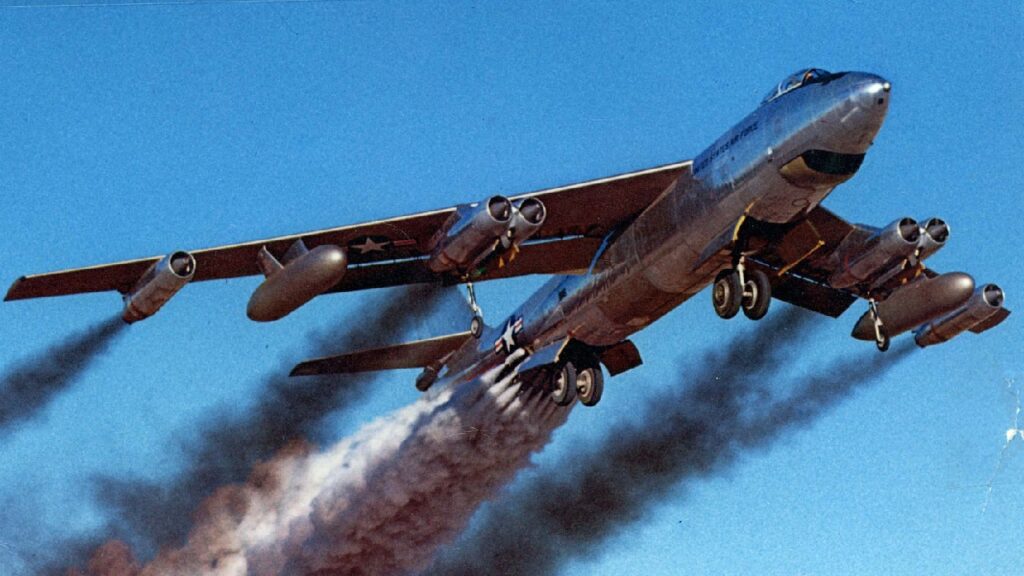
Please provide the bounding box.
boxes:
[4,277,28,302]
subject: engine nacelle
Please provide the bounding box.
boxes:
[915,284,1009,347]
[247,242,347,322]
[122,251,196,323]
[830,217,921,289]
[851,272,974,341]
[427,196,513,273]
[917,217,949,262]
[506,198,547,246]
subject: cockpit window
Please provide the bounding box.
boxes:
[761,68,832,105]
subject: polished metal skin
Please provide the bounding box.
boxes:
[850,272,974,340]
[915,284,1006,347]
[829,217,921,289]
[247,244,348,322]
[439,70,894,387]
[427,196,513,273]
[122,251,195,323]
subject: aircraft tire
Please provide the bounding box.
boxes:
[576,366,604,407]
[470,315,484,338]
[550,362,577,406]
[712,270,742,319]
[742,269,772,320]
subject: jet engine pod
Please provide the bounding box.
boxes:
[122,251,196,323]
[427,196,513,273]
[830,217,920,289]
[915,284,1009,347]
[851,272,975,341]
[247,244,347,322]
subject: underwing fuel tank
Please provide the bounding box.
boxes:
[914,284,1009,347]
[122,251,196,323]
[247,243,347,322]
[851,272,975,341]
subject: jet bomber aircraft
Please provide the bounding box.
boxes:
[6,69,1010,407]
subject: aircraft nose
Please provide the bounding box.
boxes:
[854,73,891,112]
[825,72,891,153]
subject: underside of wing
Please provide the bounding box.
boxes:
[7,162,688,313]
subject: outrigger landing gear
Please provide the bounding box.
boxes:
[712,258,772,321]
[868,298,890,352]
[465,280,484,338]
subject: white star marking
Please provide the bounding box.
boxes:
[499,320,517,353]
[352,237,389,254]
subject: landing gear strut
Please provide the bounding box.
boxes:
[868,298,890,352]
[465,280,484,338]
[713,258,771,321]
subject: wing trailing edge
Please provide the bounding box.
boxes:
[290,331,474,377]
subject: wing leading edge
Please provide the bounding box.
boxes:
[6,162,689,304]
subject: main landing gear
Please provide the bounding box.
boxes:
[712,259,772,321]
[548,356,604,408]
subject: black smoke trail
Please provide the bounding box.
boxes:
[41,284,462,573]
[425,307,915,575]
[0,316,124,436]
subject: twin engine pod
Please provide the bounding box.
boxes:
[427,195,547,274]
[247,240,348,322]
[830,216,949,290]
[122,251,196,323]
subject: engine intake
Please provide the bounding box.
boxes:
[427,195,513,273]
[507,197,547,246]
[917,217,949,261]
[830,217,920,289]
[914,283,1009,347]
[122,251,196,323]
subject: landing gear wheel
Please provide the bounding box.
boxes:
[875,330,890,352]
[741,269,772,320]
[470,315,484,339]
[549,362,577,406]
[712,269,742,319]
[576,366,604,407]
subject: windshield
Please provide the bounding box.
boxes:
[761,68,831,104]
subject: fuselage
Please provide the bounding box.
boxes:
[441,70,891,386]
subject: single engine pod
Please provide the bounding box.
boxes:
[915,284,1007,347]
[122,251,196,323]
[247,244,348,322]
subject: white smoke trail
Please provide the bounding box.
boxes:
[120,364,568,576]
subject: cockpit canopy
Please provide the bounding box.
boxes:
[761,68,834,105]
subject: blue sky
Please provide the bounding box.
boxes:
[0,1,1021,574]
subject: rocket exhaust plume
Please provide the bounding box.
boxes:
[0,316,124,437]
[425,306,915,576]
[87,285,456,558]
[75,360,570,575]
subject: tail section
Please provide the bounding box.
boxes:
[290,331,473,377]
